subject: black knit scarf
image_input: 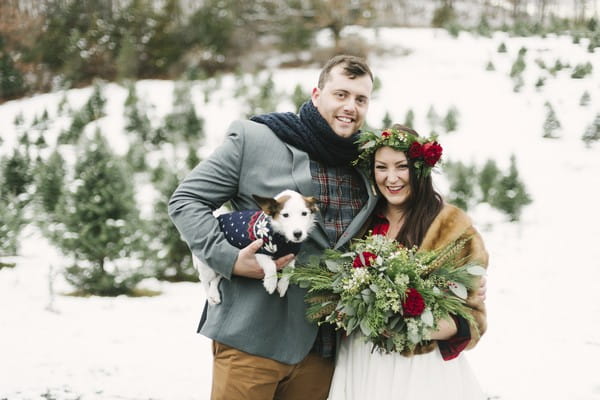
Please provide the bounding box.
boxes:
[250,101,360,167]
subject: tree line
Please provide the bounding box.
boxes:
[2,0,599,101]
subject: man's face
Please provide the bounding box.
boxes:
[311,65,373,138]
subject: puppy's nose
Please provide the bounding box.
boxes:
[293,230,302,240]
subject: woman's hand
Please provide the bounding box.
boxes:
[429,317,458,340]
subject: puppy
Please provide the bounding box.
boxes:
[193,190,318,305]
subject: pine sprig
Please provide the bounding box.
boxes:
[420,235,471,276]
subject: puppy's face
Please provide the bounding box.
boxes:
[253,191,318,243]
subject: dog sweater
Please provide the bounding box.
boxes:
[217,210,302,258]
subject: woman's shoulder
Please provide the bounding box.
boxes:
[420,203,475,250]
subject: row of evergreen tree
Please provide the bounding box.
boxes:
[1,76,536,295]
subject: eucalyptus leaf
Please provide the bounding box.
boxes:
[347,317,358,333]
[341,304,356,316]
[449,281,468,299]
[324,259,341,272]
[467,265,487,276]
[421,308,434,326]
[359,319,372,336]
[360,140,377,149]
[369,283,381,294]
[389,316,401,329]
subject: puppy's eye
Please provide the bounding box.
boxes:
[301,211,308,216]
[282,213,289,218]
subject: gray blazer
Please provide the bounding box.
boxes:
[168,119,378,364]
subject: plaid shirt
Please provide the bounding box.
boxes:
[309,160,368,358]
[310,160,368,246]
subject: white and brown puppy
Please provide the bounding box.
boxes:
[193,190,318,305]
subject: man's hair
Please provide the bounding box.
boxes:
[317,55,373,89]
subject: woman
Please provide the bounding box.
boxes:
[328,125,488,400]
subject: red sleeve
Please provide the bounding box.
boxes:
[438,314,471,361]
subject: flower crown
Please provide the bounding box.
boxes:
[353,127,443,177]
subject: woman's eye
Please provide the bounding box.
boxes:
[301,211,308,216]
[282,213,289,218]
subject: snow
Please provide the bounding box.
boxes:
[2,27,600,399]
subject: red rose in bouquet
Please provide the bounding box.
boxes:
[353,251,377,268]
[381,130,391,138]
[402,288,426,317]
[422,142,443,166]
[408,142,423,159]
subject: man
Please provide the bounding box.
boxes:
[168,54,377,400]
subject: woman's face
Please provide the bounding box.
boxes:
[374,146,411,208]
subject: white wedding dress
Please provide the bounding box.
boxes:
[328,333,486,400]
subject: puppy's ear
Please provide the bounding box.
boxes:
[303,196,319,213]
[253,194,281,216]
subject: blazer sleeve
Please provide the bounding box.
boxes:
[168,120,246,280]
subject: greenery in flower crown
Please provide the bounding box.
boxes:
[353,127,443,178]
[287,233,485,353]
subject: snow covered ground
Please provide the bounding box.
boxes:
[1,27,600,399]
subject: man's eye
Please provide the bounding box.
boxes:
[282,213,289,218]
[301,211,308,216]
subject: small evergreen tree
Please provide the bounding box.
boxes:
[580,90,591,106]
[582,113,600,147]
[0,194,26,267]
[497,42,507,53]
[485,61,495,71]
[404,109,415,129]
[246,74,280,117]
[57,83,107,144]
[478,159,501,203]
[186,148,201,171]
[52,130,144,296]
[291,84,309,112]
[510,54,526,78]
[535,77,546,89]
[35,150,65,216]
[164,81,205,144]
[445,160,477,211]
[1,148,33,199]
[426,105,440,131]
[543,101,561,138]
[382,111,392,129]
[146,162,198,282]
[490,155,532,222]
[443,106,459,133]
[124,83,153,144]
[571,62,593,79]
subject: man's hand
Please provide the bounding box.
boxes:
[232,239,295,279]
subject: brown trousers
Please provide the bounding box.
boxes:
[211,341,334,400]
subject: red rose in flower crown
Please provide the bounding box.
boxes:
[402,288,426,317]
[381,130,391,138]
[422,142,443,166]
[352,251,377,268]
[407,142,424,159]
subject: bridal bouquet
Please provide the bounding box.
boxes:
[289,234,485,353]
